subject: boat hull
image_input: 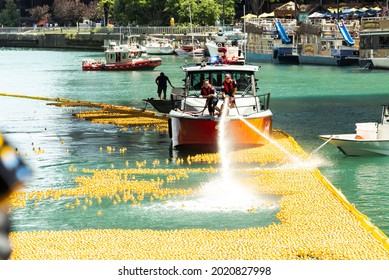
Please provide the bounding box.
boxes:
[145,46,174,55]
[359,58,389,70]
[170,113,272,149]
[320,134,389,156]
[272,47,299,65]
[82,58,162,71]
[144,99,173,114]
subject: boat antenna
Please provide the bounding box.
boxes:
[189,5,194,58]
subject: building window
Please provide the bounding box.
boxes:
[379,35,389,49]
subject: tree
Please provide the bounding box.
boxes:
[0,0,19,27]
[112,0,138,25]
[112,0,168,26]
[96,0,114,26]
[139,0,169,26]
[30,5,51,25]
[219,0,236,24]
[197,0,221,26]
[53,0,87,26]
[164,0,232,25]
[84,0,104,22]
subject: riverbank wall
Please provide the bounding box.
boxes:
[0,33,121,50]
[0,32,210,50]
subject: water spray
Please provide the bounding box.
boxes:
[238,116,302,164]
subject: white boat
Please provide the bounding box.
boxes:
[174,45,205,57]
[175,45,205,57]
[145,37,175,55]
[205,40,245,64]
[168,62,272,149]
[320,105,389,156]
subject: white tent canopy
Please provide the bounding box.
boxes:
[258,12,275,18]
[241,13,257,19]
[308,12,324,18]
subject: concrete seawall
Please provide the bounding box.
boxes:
[0,33,121,50]
[0,32,210,50]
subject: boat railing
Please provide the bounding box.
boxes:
[179,92,270,116]
[258,92,270,111]
[170,87,185,109]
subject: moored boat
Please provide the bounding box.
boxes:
[246,18,359,66]
[359,17,389,70]
[175,46,205,57]
[319,105,389,156]
[272,20,299,64]
[145,37,175,55]
[82,42,162,71]
[205,40,245,64]
[168,62,272,149]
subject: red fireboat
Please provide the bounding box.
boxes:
[82,42,162,71]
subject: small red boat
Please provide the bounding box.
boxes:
[82,42,162,71]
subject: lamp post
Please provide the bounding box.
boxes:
[222,0,225,27]
[337,0,339,20]
[294,0,297,20]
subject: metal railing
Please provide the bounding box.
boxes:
[0,25,241,35]
[180,92,271,116]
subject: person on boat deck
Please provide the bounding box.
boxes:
[155,72,173,100]
[200,79,219,116]
[222,73,237,108]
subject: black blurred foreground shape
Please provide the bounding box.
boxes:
[0,133,31,259]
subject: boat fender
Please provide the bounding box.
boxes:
[168,118,172,139]
[273,49,278,59]
[355,135,364,139]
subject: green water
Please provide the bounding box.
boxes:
[1,48,389,234]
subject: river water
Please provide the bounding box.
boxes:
[1,48,388,235]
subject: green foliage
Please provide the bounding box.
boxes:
[112,0,139,25]
[96,0,114,25]
[110,0,236,26]
[0,0,19,27]
[164,0,235,26]
[112,0,169,25]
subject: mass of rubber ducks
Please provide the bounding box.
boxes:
[74,109,168,133]
[7,131,389,260]
[3,93,389,260]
